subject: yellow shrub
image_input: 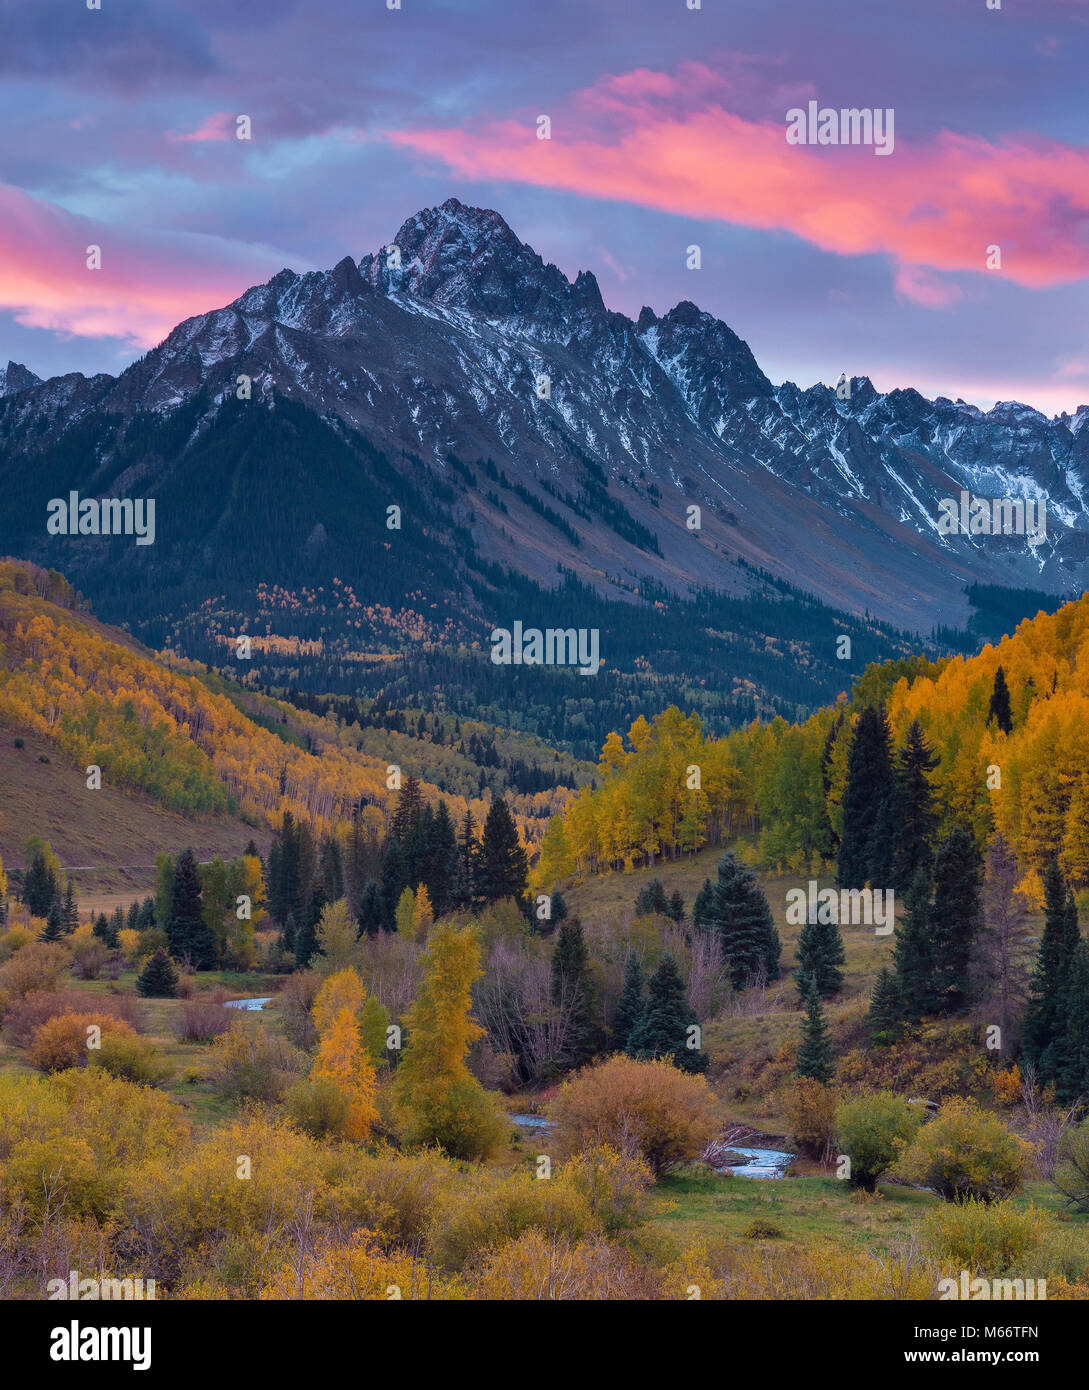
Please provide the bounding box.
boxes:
[260,1229,456,1300]
[471,1229,646,1300]
[27,1012,137,1073]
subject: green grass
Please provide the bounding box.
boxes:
[651,1166,940,1251]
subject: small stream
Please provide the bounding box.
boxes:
[511,1115,793,1179]
[223,996,272,1011]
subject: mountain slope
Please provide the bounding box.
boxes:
[1,198,1086,639]
[0,561,581,864]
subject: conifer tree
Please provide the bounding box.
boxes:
[987,665,1014,735]
[168,848,216,969]
[39,900,65,942]
[889,719,940,890]
[477,798,528,906]
[451,810,479,910]
[424,801,458,916]
[356,880,385,937]
[62,878,79,934]
[928,826,982,1015]
[634,878,669,917]
[294,884,325,969]
[137,946,179,998]
[794,909,846,999]
[92,911,114,946]
[390,774,424,844]
[627,954,708,1073]
[837,705,895,889]
[692,878,715,930]
[971,834,1032,1056]
[701,852,781,990]
[892,867,934,1020]
[550,917,597,1067]
[797,982,834,1083]
[22,851,58,918]
[1023,861,1077,1081]
[613,952,645,1052]
[379,836,407,929]
[1056,939,1089,1104]
[548,888,569,931]
[867,967,903,1046]
[668,890,686,924]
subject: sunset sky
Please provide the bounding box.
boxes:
[2,0,1088,414]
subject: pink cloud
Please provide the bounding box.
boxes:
[0,184,300,347]
[387,64,1089,291]
[893,263,963,309]
[166,112,237,144]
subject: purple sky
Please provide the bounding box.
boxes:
[1,0,1087,414]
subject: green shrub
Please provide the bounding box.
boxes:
[834,1091,920,1190]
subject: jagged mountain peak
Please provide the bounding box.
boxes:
[359,198,603,324]
[0,361,42,398]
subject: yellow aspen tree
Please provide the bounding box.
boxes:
[411,883,434,939]
[311,1006,379,1142]
[391,920,503,1158]
[394,887,415,936]
[313,966,366,1037]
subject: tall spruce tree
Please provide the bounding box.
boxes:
[1055,939,1089,1104]
[62,878,79,934]
[39,900,65,942]
[390,774,424,844]
[867,967,903,1046]
[987,665,1014,735]
[796,981,834,1083]
[1023,861,1077,1082]
[168,848,216,968]
[928,826,982,1015]
[356,880,386,937]
[294,884,325,968]
[692,878,715,931]
[22,851,58,918]
[837,705,895,889]
[613,952,645,1052]
[451,810,479,910]
[627,954,708,1073]
[550,917,596,1068]
[794,909,846,1000]
[424,801,458,917]
[379,836,407,930]
[892,867,935,1020]
[477,798,528,906]
[701,852,781,990]
[889,720,940,890]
